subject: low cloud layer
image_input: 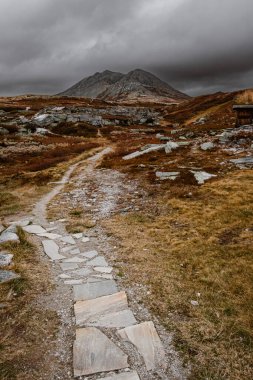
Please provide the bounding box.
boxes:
[0,0,253,96]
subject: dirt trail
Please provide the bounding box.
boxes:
[23,146,187,380]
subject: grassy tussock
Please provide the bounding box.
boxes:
[0,228,58,379]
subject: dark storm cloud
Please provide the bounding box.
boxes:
[0,0,253,96]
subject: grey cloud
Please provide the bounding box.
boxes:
[0,0,252,96]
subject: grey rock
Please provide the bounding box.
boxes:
[80,250,98,259]
[75,291,137,328]
[70,268,92,277]
[42,240,65,261]
[118,321,166,371]
[63,256,86,263]
[190,170,217,184]
[87,256,108,267]
[73,327,128,377]
[0,231,19,244]
[201,142,215,151]
[0,270,20,283]
[0,252,13,266]
[61,236,76,245]
[60,262,79,271]
[165,141,179,154]
[230,156,253,167]
[94,266,113,274]
[123,144,165,160]
[156,171,179,180]
[101,371,140,380]
[74,280,118,301]
[23,224,47,234]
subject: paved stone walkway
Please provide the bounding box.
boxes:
[10,149,186,379]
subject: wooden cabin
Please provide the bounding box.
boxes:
[233,105,253,127]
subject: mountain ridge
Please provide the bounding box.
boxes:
[59,68,189,103]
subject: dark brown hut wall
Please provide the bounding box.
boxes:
[233,105,253,126]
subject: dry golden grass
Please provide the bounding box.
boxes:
[103,170,253,379]
[0,228,58,379]
[236,89,253,104]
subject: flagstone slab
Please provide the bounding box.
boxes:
[94,266,113,274]
[61,236,76,245]
[59,273,71,279]
[46,227,58,232]
[118,321,166,371]
[64,279,83,285]
[61,246,75,253]
[23,225,47,234]
[80,250,98,259]
[102,371,140,380]
[38,232,62,240]
[73,327,128,377]
[0,232,19,244]
[74,280,118,301]
[87,256,108,267]
[42,240,65,261]
[93,274,113,280]
[70,268,92,277]
[75,291,137,328]
[82,237,90,243]
[60,262,79,271]
[73,233,83,239]
[63,257,85,263]
[70,248,81,255]
[0,270,20,283]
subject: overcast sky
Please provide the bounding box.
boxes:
[0,0,253,96]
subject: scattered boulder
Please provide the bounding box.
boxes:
[201,142,215,151]
[0,270,20,284]
[0,252,13,266]
[123,144,165,160]
[0,230,19,244]
[165,141,179,154]
[191,171,217,185]
[156,171,180,180]
[230,156,253,167]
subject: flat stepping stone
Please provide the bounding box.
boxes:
[118,321,166,371]
[61,246,75,253]
[93,274,113,280]
[0,252,13,266]
[73,233,83,239]
[82,237,90,243]
[81,250,98,259]
[70,248,81,255]
[0,232,19,243]
[60,262,79,271]
[46,227,58,232]
[75,291,137,328]
[87,256,108,267]
[42,240,65,261]
[71,268,92,277]
[23,225,46,234]
[61,236,76,245]
[38,232,62,239]
[94,266,113,274]
[63,257,85,263]
[0,270,20,283]
[59,273,71,279]
[102,371,140,380]
[73,327,128,377]
[64,279,83,285]
[74,280,118,301]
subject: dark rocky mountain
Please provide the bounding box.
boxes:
[59,70,124,98]
[59,68,189,103]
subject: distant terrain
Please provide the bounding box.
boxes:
[0,87,252,380]
[59,68,189,103]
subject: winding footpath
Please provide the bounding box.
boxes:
[16,148,186,379]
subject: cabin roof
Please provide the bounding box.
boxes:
[233,104,253,110]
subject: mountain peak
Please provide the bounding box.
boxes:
[59,69,189,102]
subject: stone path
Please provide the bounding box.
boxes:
[8,148,187,379]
